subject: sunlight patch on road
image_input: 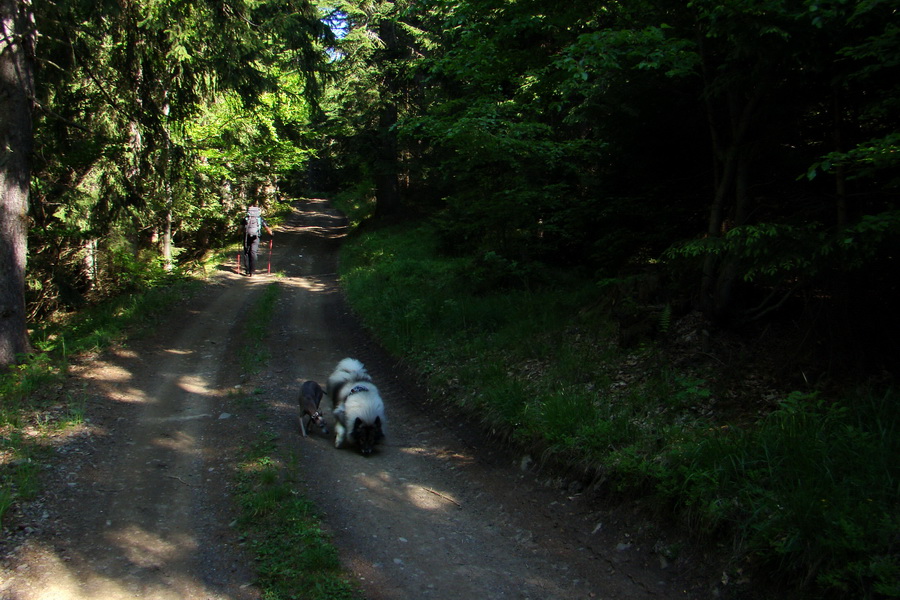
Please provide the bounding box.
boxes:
[399,444,476,468]
[108,525,196,570]
[162,349,193,356]
[176,374,212,395]
[281,277,332,292]
[351,469,461,512]
[149,430,199,451]
[1,538,208,600]
[82,363,132,383]
[405,483,460,510]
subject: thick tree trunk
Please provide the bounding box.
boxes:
[0,0,35,367]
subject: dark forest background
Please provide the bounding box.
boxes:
[13,0,897,377]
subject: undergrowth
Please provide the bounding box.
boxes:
[338,221,900,600]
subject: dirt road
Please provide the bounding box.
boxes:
[0,199,714,599]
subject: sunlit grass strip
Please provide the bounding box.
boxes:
[234,435,361,600]
[238,283,281,375]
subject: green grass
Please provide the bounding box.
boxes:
[0,431,48,524]
[30,278,200,359]
[662,392,900,596]
[234,434,361,600]
[338,220,900,600]
[330,184,376,226]
[238,283,281,376]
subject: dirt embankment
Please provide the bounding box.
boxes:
[0,199,720,600]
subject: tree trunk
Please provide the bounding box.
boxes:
[373,12,401,218]
[700,143,738,312]
[0,0,35,367]
[374,102,400,217]
[700,86,762,319]
[713,149,752,316]
[161,100,174,270]
[162,201,173,270]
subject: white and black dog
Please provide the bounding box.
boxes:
[326,358,385,456]
[298,380,328,437]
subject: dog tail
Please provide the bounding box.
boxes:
[327,357,372,398]
[335,358,370,381]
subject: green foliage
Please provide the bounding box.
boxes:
[555,25,698,92]
[29,0,327,319]
[667,212,900,289]
[808,133,900,188]
[320,0,900,331]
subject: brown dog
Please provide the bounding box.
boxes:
[298,380,328,437]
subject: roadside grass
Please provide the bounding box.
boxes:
[30,277,199,360]
[0,276,198,528]
[338,221,900,600]
[331,184,376,227]
[233,433,361,600]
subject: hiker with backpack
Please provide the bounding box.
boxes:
[241,201,273,277]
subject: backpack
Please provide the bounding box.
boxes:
[245,206,261,237]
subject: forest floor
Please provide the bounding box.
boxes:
[0,199,725,600]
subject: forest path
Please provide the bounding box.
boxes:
[0,199,708,600]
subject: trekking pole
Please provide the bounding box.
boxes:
[243,229,250,276]
[267,238,273,274]
[236,252,240,274]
